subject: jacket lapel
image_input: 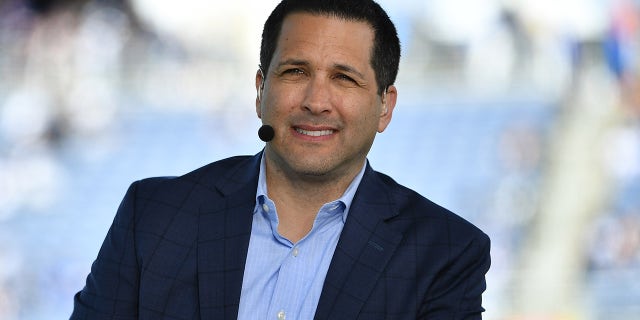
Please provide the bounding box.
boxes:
[314,165,403,319]
[197,154,261,319]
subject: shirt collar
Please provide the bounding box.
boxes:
[255,153,367,223]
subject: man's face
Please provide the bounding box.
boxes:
[256,12,397,181]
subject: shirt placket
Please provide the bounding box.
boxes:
[267,242,305,320]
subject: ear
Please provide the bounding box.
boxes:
[255,69,265,118]
[377,85,397,133]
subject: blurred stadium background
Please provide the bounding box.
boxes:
[1,0,639,319]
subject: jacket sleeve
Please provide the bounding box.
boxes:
[70,181,141,320]
[419,231,491,320]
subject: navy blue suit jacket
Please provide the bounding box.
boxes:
[71,153,490,319]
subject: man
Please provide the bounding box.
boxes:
[71,0,491,319]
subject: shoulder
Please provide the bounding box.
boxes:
[371,169,489,244]
[133,155,255,194]
[111,154,257,237]
[122,154,257,213]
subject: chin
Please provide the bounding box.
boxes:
[291,162,332,177]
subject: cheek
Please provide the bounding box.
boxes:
[344,111,377,136]
[271,90,302,113]
[260,93,297,123]
[358,102,383,126]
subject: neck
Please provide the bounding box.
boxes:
[263,151,364,207]
[263,157,363,243]
[266,164,358,210]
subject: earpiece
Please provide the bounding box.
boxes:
[257,67,265,101]
[381,89,388,115]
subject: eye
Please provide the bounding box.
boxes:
[335,73,357,84]
[283,68,305,75]
[278,68,307,81]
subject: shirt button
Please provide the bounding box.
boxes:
[277,310,286,320]
[292,247,299,257]
[262,203,269,213]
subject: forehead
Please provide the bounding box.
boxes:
[272,12,375,68]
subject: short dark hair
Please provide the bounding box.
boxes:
[260,0,401,95]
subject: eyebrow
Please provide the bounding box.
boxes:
[275,59,309,69]
[334,63,365,80]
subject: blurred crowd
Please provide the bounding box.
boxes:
[0,0,639,319]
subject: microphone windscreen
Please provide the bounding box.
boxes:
[258,124,275,142]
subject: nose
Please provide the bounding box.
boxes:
[301,76,332,114]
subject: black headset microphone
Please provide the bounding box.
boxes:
[256,70,275,142]
[258,124,275,142]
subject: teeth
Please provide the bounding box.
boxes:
[296,128,334,137]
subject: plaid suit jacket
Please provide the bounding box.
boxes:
[71,152,490,319]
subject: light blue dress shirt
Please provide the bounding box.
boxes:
[237,155,366,320]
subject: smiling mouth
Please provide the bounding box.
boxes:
[295,128,334,137]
